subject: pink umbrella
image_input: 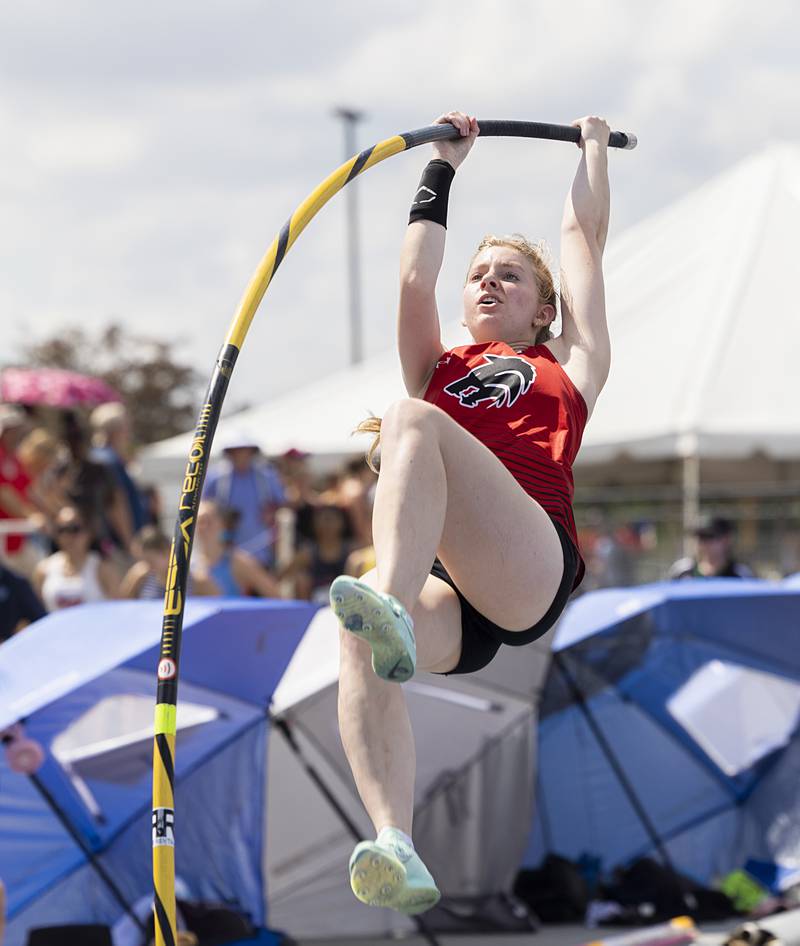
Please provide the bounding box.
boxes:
[0,367,122,408]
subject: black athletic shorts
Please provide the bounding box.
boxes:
[430,518,580,676]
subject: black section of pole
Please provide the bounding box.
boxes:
[552,653,675,870]
[156,343,238,706]
[334,107,365,366]
[30,773,147,934]
[401,120,636,150]
[274,717,442,946]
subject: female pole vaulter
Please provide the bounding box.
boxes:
[331,109,612,915]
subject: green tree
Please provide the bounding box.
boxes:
[17,324,204,445]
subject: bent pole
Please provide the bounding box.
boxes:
[151,117,637,946]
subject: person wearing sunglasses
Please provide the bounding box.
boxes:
[32,505,120,611]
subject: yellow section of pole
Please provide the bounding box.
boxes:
[153,728,176,945]
[224,135,406,350]
[361,135,408,170]
[224,237,280,350]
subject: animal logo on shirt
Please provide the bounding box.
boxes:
[443,355,536,408]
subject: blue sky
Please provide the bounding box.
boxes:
[1,0,798,417]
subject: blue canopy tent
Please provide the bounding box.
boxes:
[526,579,800,884]
[0,598,316,945]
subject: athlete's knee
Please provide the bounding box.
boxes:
[381,398,441,442]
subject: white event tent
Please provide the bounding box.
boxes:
[585,141,800,463]
[140,142,800,527]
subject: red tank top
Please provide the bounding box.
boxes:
[422,341,587,588]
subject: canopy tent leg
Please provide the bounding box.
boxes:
[552,654,676,872]
[29,773,147,935]
[273,716,442,946]
[682,452,701,556]
[535,766,554,853]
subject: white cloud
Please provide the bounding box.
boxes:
[26,117,148,172]
[0,0,798,437]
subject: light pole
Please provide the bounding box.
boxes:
[334,107,365,366]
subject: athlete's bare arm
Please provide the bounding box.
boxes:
[554,115,612,416]
[398,111,478,397]
[398,219,446,397]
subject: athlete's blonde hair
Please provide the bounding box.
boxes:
[356,234,556,471]
[469,234,557,345]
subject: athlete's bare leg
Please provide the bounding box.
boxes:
[338,570,462,835]
[339,397,564,835]
[373,397,563,627]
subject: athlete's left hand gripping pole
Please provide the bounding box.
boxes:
[151,118,636,946]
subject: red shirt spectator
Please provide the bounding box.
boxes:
[0,405,31,554]
[0,456,32,554]
[0,428,60,564]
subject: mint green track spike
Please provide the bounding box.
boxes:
[330,576,416,682]
[349,833,441,915]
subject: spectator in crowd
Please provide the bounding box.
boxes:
[342,461,377,579]
[582,511,636,590]
[277,447,318,543]
[192,499,279,597]
[0,407,31,566]
[345,542,377,580]
[0,561,46,641]
[203,432,286,568]
[333,457,376,547]
[668,514,756,579]
[0,404,29,463]
[281,503,354,602]
[62,411,129,556]
[120,525,217,599]
[0,427,61,577]
[90,402,146,551]
[139,482,163,528]
[32,504,120,610]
